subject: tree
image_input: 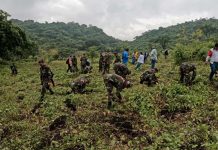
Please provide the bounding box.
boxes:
[0,9,38,59]
[155,35,170,50]
[88,46,98,62]
[200,24,217,38]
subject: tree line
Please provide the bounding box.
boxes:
[1,8,218,61]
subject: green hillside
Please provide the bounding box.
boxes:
[130,18,218,50]
[11,19,120,54]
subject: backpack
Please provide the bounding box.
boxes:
[66,58,69,64]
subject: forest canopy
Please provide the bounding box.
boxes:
[0,10,38,60]
[11,19,120,57]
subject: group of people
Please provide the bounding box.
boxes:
[66,55,78,73]
[122,48,158,71]
[66,54,92,74]
[9,43,218,108]
[36,50,160,108]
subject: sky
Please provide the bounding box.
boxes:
[1,0,217,41]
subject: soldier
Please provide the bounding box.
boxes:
[102,52,112,74]
[83,64,93,74]
[80,54,88,73]
[113,52,121,64]
[103,74,132,109]
[72,55,78,72]
[10,63,18,75]
[38,59,54,100]
[99,52,103,72]
[69,76,90,94]
[66,55,73,73]
[113,63,131,79]
[140,68,158,86]
[180,62,196,85]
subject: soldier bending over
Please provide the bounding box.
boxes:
[103,74,132,109]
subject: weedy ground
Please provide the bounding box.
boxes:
[0,55,218,150]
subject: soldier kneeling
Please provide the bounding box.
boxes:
[83,61,93,74]
[113,63,131,79]
[103,74,132,109]
[69,76,90,94]
[180,62,196,85]
[140,68,158,86]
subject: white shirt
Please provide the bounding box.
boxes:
[150,49,157,60]
[206,48,218,63]
[211,49,218,62]
[137,54,144,64]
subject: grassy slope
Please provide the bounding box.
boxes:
[0,55,218,149]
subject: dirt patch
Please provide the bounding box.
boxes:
[64,144,85,150]
[0,127,10,142]
[160,106,191,120]
[49,115,67,131]
[105,110,152,144]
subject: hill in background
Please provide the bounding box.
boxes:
[130,18,218,50]
[11,19,120,55]
[9,17,218,61]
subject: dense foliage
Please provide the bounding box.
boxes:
[11,19,120,57]
[0,10,38,60]
[130,18,218,50]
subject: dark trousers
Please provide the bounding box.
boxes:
[209,62,218,81]
[67,64,72,72]
[41,81,53,98]
[151,59,156,69]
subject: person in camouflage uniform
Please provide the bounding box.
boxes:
[113,63,131,79]
[113,52,121,64]
[10,63,18,75]
[102,52,112,74]
[99,52,103,72]
[83,63,93,74]
[140,68,158,86]
[38,59,54,100]
[103,74,132,109]
[180,62,196,85]
[80,54,88,73]
[72,55,78,72]
[69,76,90,94]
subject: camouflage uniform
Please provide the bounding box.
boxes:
[103,74,131,108]
[140,69,158,86]
[10,63,18,75]
[99,53,103,72]
[114,54,121,64]
[70,76,90,94]
[72,56,78,72]
[180,62,196,85]
[83,65,93,74]
[102,53,112,74]
[39,63,54,99]
[113,63,131,79]
[80,55,88,73]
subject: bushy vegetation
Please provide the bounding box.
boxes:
[173,41,214,64]
[0,10,38,60]
[0,54,217,149]
[11,19,120,57]
[130,18,218,51]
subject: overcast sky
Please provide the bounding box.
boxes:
[1,0,217,40]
